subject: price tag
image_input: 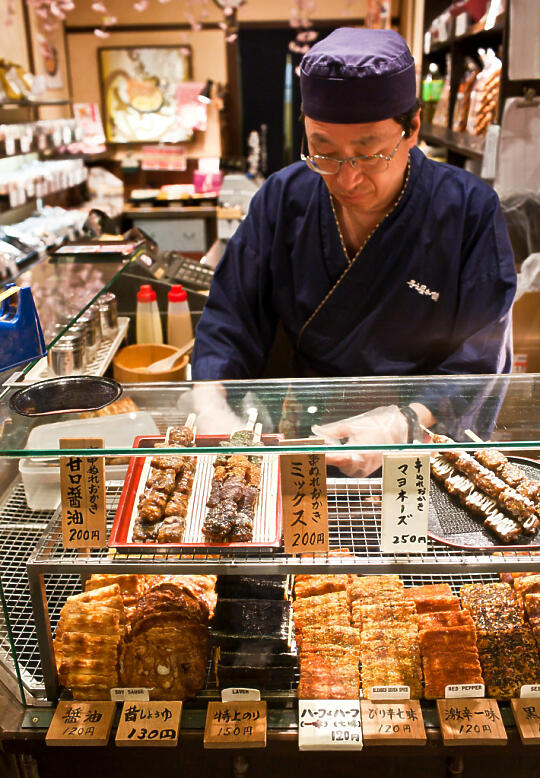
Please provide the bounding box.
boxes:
[46,701,115,747]
[480,124,500,180]
[511,699,540,744]
[521,685,540,698]
[360,700,426,745]
[280,453,329,555]
[437,699,507,745]
[380,454,429,553]
[60,438,106,549]
[204,701,266,749]
[455,11,469,36]
[115,701,182,747]
[369,686,410,701]
[445,684,485,699]
[221,688,261,702]
[110,688,150,702]
[298,700,362,751]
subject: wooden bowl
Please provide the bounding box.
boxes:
[113,344,188,383]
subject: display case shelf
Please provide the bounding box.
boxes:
[420,124,485,159]
[1,480,513,704]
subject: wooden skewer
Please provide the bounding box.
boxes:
[464,428,485,444]
[253,422,262,444]
[186,412,196,431]
[246,408,258,433]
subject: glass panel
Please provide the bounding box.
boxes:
[16,255,129,351]
[0,373,539,457]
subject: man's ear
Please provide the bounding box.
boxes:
[408,109,421,147]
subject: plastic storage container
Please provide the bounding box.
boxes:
[167,284,193,350]
[136,284,163,344]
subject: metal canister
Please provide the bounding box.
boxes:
[78,307,101,361]
[47,331,86,376]
[97,292,118,339]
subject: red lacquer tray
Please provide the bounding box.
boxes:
[108,434,283,552]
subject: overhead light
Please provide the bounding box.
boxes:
[198,79,213,104]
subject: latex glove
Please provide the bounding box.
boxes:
[312,404,408,477]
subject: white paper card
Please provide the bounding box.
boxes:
[221,688,261,702]
[520,685,540,698]
[110,688,150,702]
[445,684,485,699]
[380,454,429,553]
[480,124,500,180]
[299,700,363,751]
[369,686,411,701]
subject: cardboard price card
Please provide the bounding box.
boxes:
[115,701,182,747]
[511,699,540,744]
[380,454,429,553]
[60,438,106,549]
[280,453,329,555]
[46,701,116,747]
[437,699,507,746]
[298,700,363,751]
[360,700,426,745]
[204,701,267,749]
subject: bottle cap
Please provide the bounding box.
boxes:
[137,284,156,303]
[168,284,187,303]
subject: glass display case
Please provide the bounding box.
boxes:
[0,371,538,708]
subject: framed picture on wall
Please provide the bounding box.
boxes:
[98,45,193,143]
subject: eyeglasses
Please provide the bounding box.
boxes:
[301,130,406,175]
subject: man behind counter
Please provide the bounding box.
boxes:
[191,27,517,475]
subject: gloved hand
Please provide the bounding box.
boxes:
[312,405,408,477]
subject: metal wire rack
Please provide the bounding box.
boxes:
[26,479,540,575]
[0,471,538,704]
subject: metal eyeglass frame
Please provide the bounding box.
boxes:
[300,130,406,175]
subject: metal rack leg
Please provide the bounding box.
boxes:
[26,568,59,702]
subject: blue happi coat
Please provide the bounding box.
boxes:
[191,146,516,382]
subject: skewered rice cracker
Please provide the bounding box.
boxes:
[414,595,461,614]
[294,574,350,599]
[430,454,456,481]
[475,449,508,472]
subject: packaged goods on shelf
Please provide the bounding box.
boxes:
[452,59,481,132]
[431,56,452,128]
[466,49,502,136]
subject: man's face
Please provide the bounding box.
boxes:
[304,114,420,214]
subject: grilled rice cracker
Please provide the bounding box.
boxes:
[414,595,461,614]
[56,605,122,640]
[294,575,350,599]
[296,624,361,649]
[293,590,349,613]
[419,625,477,653]
[404,583,453,602]
[85,573,146,598]
[66,584,124,612]
[418,611,473,630]
[359,600,416,622]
